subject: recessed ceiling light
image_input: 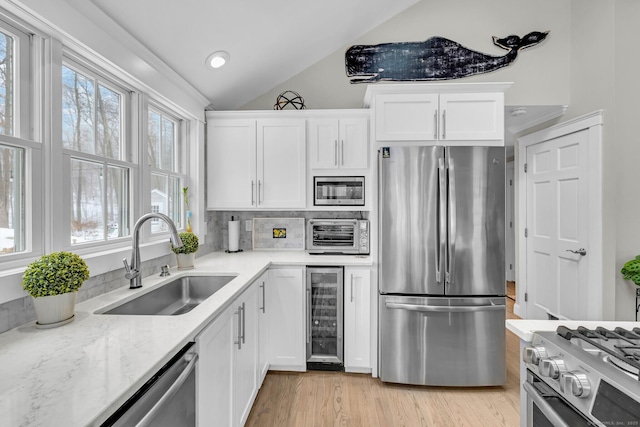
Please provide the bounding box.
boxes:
[206,51,230,69]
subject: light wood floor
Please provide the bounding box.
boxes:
[246,297,521,427]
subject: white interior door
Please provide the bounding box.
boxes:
[525,130,590,320]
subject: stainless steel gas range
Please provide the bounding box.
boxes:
[523,326,640,427]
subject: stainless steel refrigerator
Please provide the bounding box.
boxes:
[378,145,506,386]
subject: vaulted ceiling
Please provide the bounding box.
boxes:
[89,0,420,110]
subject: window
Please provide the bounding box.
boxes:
[62,63,131,245]
[147,107,184,233]
[0,16,36,261]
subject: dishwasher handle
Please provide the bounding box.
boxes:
[522,381,570,427]
[134,353,198,427]
[385,302,504,313]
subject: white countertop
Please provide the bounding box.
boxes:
[506,319,640,342]
[0,250,372,427]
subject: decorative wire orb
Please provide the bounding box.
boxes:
[273,90,306,110]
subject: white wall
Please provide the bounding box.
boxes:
[613,1,640,320]
[240,0,572,110]
[241,0,640,320]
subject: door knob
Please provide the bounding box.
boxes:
[566,248,587,256]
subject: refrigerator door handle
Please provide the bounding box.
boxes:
[447,156,457,286]
[385,302,504,313]
[437,157,447,283]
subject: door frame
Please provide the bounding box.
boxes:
[516,111,604,319]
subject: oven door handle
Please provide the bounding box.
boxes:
[522,381,570,427]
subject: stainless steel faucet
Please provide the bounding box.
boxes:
[123,213,183,289]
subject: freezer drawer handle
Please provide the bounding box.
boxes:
[522,381,570,427]
[385,302,504,313]
[134,353,198,427]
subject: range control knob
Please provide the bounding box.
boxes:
[539,357,567,379]
[560,371,591,398]
[523,345,548,365]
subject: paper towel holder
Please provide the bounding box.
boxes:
[226,216,243,253]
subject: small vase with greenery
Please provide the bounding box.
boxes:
[172,231,199,270]
[22,251,90,328]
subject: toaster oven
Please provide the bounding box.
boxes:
[306,219,369,255]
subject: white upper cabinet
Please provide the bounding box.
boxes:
[439,92,504,141]
[367,83,510,146]
[256,119,306,209]
[206,113,306,210]
[207,119,257,209]
[374,93,439,141]
[308,116,369,170]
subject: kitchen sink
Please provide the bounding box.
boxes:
[100,275,237,316]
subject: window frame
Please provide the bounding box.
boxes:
[59,58,135,252]
[142,98,189,243]
[0,15,42,269]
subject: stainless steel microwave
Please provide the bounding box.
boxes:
[313,176,365,206]
[307,219,370,255]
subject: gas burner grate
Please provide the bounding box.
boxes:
[557,325,640,381]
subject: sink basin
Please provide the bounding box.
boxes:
[101,275,237,316]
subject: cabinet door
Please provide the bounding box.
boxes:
[207,119,257,209]
[257,119,306,209]
[267,268,306,371]
[233,285,259,427]
[439,92,504,142]
[344,268,371,372]
[308,118,339,169]
[374,93,438,141]
[197,307,234,427]
[256,272,269,385]
[339,117,369,169]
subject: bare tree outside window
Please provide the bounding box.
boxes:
[62,65,130,244]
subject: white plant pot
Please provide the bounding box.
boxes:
[32,292,77,328]
[176,253,195,270]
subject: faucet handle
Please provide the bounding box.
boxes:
[123,258,139,280]
[122,258,131,273]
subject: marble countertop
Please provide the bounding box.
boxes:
[0,250,372,427]
[506,319,640,342]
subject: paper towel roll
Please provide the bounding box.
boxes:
[228,220,240,252]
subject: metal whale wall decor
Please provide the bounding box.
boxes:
[345,31,549,83]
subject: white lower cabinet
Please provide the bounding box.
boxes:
[197,304,234,426]
[344,267,371,372]
[197,283,259,427]
[267,267,306,371]
[256,271,269,385]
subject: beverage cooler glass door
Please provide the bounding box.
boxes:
[306,267,344,365]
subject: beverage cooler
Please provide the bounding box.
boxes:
[306,267,344,369]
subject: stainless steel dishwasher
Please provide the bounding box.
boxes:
[100,342,197,427]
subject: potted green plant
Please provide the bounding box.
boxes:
[22,251,90,328]
[621,255,640,286]
[172,231,199,270]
